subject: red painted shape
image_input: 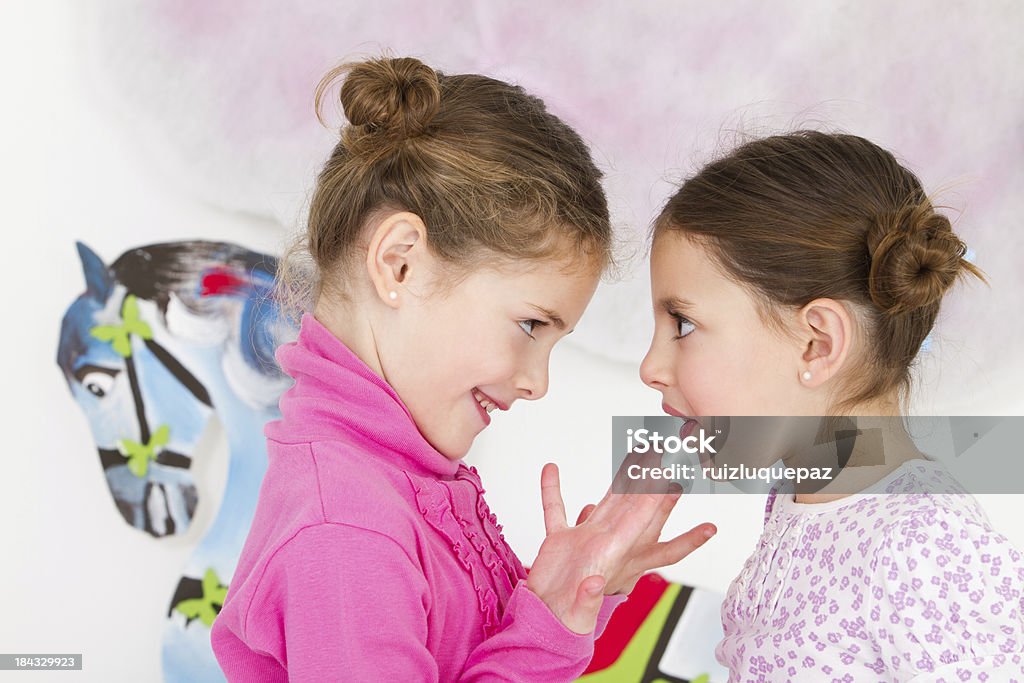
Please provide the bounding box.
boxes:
[199,268,246,297]
[583,573,671,674]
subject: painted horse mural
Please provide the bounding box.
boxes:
[57,240,295,681]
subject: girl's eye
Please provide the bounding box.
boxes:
[518,320,538,338]
[673,315,696,340]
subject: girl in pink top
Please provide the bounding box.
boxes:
[210,57,716,681]
[641,131,1023,681]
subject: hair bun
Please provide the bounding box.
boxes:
[338,57,441,147]
[866,203,966,315]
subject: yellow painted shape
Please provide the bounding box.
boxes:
[576,583,681,683]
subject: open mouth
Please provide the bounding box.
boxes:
[662,402,687,418]
[678,417,700,440]
[473,388,499,414]
[472,388,507,426]
[663,403,705,435]
[667,408,714,467]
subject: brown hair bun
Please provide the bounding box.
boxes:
[867,203,968,316]
[335,57,441,152]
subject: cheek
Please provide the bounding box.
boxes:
[670,339,732,413]
[478,342,523,381]
[451,334,524,390]
[675,337,791,415]
[727,342,801,414]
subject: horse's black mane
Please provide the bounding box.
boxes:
[110,241,278,305]
[108,240,286,377]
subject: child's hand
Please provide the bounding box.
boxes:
[525,461,716,634]
[572,457,716,596]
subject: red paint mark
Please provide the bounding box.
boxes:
[200,268,246,297]
[583,573,671,673]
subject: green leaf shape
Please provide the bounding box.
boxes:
[88,295,152,358]
[174,568,229,628]
[120,295,153,340]
[150,424,170,448]
[89,325,130,357]
[116,423,171,478]
[175,598,217,628]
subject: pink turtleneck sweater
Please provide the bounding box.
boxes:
[211,314,622,681]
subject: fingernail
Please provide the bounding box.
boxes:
[703,527,716,539]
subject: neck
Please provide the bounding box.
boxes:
[793,398,924,503]
[313,298,386,378]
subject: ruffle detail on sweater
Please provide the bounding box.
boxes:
[407,465,526,638]
[457,465,527,594]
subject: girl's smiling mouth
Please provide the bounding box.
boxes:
[472,388,507,425]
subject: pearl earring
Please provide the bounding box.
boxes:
[801,371,812,381]
[388,291,398,301]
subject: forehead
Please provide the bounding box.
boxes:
[470,256,599,304]
[649,231,761,314]
[651,231,722,292]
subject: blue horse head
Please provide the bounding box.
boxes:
[57,241,287,537]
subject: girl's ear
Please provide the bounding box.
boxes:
[365,211,429,307]
[798,298,854,387]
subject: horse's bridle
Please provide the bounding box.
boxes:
[96,293,213,472]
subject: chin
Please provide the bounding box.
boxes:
[440,446,470,461]
[434,433,472,461]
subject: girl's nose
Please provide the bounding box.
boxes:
[640,341,670,390]
[517,356,550,401]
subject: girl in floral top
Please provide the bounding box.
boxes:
[641,131,1023,682]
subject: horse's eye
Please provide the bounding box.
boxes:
[82,371,116,398]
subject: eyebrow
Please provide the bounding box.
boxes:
[658,296,698,314]
[528,304,568,331]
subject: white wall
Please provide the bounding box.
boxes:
[2,2,1021,681]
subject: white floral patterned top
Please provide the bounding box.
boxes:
[717,459,1024,682]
